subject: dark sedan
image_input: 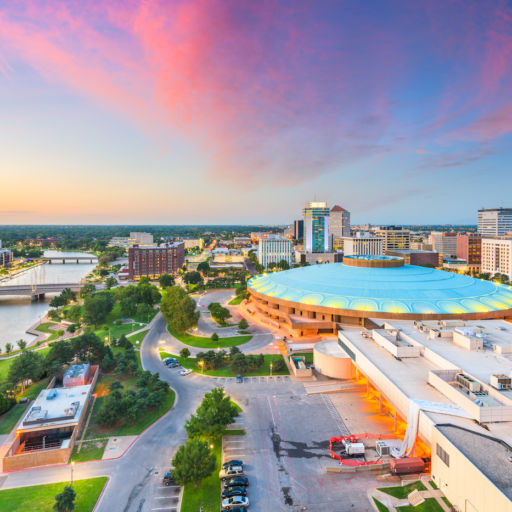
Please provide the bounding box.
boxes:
[223,476,249,488]
[221,486,247,499]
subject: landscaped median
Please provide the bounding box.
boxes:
[160,350,289,377]
[167,325,252,349]
[0,477,108,512]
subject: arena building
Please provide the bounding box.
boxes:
[247,255,512,336]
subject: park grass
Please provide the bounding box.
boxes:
[0,476,108,512]
[0,403,28,434]
[397,498,444,512]
[168,325,251,349]
[160,352,289,377]
[379,481,428,499]
[0,347,50,381]
[228,295,244,305]
[373,498,390,512]
[71,439,108,462]
[126,329,149,346]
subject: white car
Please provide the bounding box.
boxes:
[179,368,192,376]
[219,465,244,479]
[221,496,249,509]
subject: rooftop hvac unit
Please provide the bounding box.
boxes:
[490,374,512,390]
[456,373,481,393]
[376,440,391,456]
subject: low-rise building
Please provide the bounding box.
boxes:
[258,236,293,268]
[128,242,184,279]
[0,240,13,266]
[456,233,481,265]
[387,249,441,267]
[1,365,98,471]
[182,238,204,250]
[109,232,156,249]
[430,232,458,258]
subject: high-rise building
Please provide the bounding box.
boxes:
[258,236,293,269]
[430,232,458,258]
[128,242,184,279]
[293,220,304,240]
[0,240,13,266]
[342,232,383,256]
[478,208,512,236]
[374,226,411,253]
[303,201,330,253]
[329,205,351,238]
[456,233,482,265]
[481,237,512,279]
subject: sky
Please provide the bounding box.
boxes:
[1,1,512,226]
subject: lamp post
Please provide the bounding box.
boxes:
[270,362,273,377]
[70,461,75,485]
[199,361,204,374]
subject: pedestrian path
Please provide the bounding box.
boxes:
[215,375,291,386]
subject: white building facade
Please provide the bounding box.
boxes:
[478,208,512,236]
[343,233,383,256]
[481,237,512,279]
[258,237,293,268]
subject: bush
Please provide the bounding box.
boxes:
[272,358,286,372]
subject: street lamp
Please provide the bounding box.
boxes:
[70,461,75,485]
[270,362,273,377]
[199,361,204,374]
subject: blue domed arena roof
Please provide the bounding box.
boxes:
[248,263,512,315]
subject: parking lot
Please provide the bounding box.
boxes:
[148,471,181,512]
[226,381,382,512]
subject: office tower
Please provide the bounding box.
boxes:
[329,205,351,250]
[478,208,512,236]
[430,232,458,258]
[303,201,330,253]
[456,234,482,264]
[294,220,304,240]
[374,226,411,253]
[258,236,293,268]
[481,237,512,280]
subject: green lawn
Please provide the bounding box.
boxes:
[0,477,107,512]
[397,498,444,511]
[0,347,50,381]
[71,439,108,462]
[228,295,244,305]
[0,403,28,435]
[168,325,251,349]
[379,481,427,499]
[373,498,390,512]
[160,352,289,377]
[126,329,149,346]
[85,371,175,441]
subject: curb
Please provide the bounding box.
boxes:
[92,475,110,512]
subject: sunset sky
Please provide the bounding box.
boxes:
[1,1,512,225]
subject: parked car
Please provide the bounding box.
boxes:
[236,374,243,383]
[223,476,249,488]
[167,361,179,368]
[221,496,249,509]
[179,368,192,376]
[164,357,178,364]
[219,466,244,480]
[222,459,243,470]
[221,486,247,498]
[221,508,247,512]
[162,472,176,486]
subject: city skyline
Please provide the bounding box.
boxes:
[1,1,512,224]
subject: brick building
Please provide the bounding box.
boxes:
[456,233,482,265]
[128,243,184,279]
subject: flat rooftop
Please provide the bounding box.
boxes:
[22,385,91,429]
[388,319,512,387]
[437,424,512,500]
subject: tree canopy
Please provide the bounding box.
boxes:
[161,286,199,333]
[171,438,216,486]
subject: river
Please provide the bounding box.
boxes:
[0,251,97,350]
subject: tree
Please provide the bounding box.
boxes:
[61,288,76,303]
[105,276,118,289]
[80,282,96,298]
[17,339,27,351]
[159,273,175,288]
[49,295,66,308]
[5,343,13,354]
[53,485,76,512]
[48,309,61,322]
[208,303,231,325]
[211,332,219,342]
[277,259,290,270]
[83,292,114,326]
[183,271,203,285]
[171,439,216,486]
[255,263,264,273]
[161,286,199,334]
[8,350,43,392]
[135,282,161,306]
[65,305,82,323]
[71,332,106,363]
[185,387,238,439]
[230,353,248,374]
[180,347,191,358]
[238,318,249,330]
[120,297,137,318]
[136,302,154,321]
[197,261,210,274]
[45,340,74,371]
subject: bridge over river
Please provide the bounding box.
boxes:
[0,283,82,301]
[42,255,97,264]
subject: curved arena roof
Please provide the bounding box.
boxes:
[248,262,512,316]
